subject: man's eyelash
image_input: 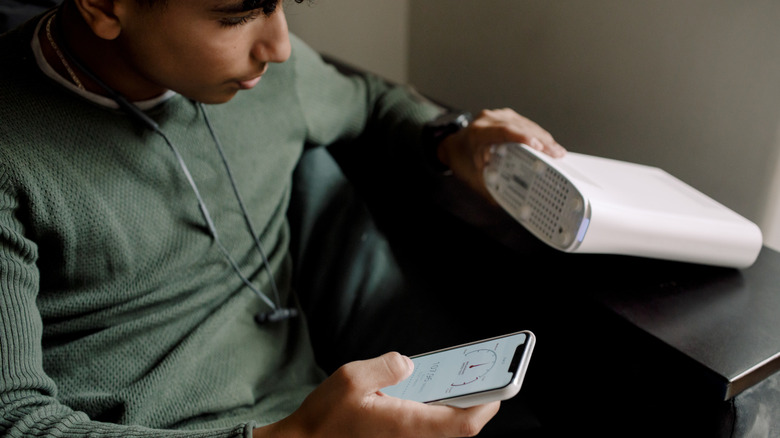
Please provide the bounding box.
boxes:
[219,10,263,27]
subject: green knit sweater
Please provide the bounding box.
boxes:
[0,15,440,437]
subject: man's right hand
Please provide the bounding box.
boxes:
[254,352,500,438]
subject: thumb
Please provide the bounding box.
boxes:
[366,352,415,390]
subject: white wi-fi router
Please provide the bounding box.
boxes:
[484,143,763,268]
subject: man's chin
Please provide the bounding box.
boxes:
[186,89,240,105]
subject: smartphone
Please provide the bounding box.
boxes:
[381,331,535,408]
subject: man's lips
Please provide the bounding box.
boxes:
[238,75,262,90]
[237,65,268,90]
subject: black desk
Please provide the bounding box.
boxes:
[479,244,780,437]
[593,247,780,401]
[419,189,780,435]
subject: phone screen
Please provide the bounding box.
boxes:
[381,332,530,404]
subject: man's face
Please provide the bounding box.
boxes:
[113,0,291,103]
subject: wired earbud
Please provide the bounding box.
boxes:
[255,307,299,325]
[53,10,297,324]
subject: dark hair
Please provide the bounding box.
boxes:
[134,0,305,16]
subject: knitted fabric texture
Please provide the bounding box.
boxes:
[0,15,440,437]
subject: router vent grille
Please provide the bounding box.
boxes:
[528,168,571,240]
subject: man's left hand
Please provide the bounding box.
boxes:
[437,108,565,200]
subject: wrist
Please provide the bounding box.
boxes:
[435,132,459,172]
[252,420,302,438]
[421,111,472,174]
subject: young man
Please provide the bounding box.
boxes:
[0,0,564,436]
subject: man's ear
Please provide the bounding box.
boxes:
[71,0,124,40]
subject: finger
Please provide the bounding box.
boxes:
[472,110,566,158]
[347,352,414,391]
[467,118,539,147]
[470,124,565,160]
[529,136,566,158]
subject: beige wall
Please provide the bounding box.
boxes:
[286,0,410,84]
[288,1,780,251]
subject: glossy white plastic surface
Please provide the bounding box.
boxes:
[485,143,763,268]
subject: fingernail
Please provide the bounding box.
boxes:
[530,138,544,150]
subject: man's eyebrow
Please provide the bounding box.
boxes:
[210,0,266,14]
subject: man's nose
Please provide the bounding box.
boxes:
[251,8,292,64]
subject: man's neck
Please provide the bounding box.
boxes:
[41,3,168,102]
